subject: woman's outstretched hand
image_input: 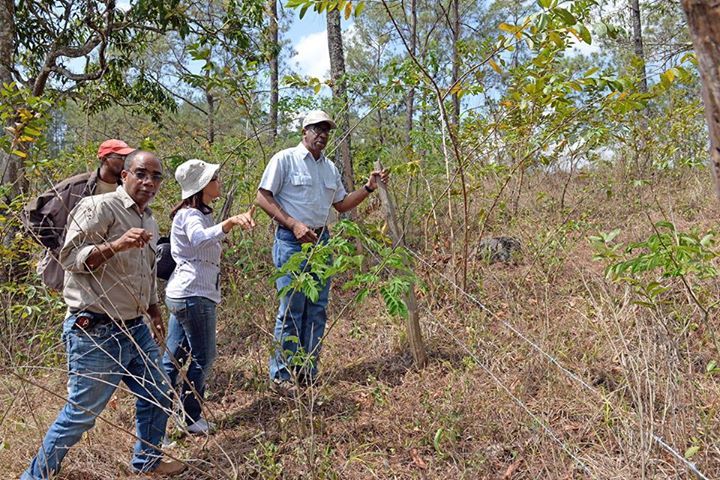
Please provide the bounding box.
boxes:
[222,205,256,233]
[232,205,256,231]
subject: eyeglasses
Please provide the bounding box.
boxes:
[210,175,219,182]
[307,124,332,134]
[127,169,164,183]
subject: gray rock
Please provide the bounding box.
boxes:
[474,236,522,263]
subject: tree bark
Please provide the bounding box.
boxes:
[375,160,427,369]
[268,0,279,142]
[0,0,20,196]
[327,8,354,193]
[0,0,13,86]
[630,0,648,92]
[404,0,417,144]
[451,0,461,126]
[206,89,215,146]
[682,0,720,200]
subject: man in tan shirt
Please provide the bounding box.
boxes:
[21,151,185,479]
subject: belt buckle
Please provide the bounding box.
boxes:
[75,315,92,329]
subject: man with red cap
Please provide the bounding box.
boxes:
[23,139,135,290]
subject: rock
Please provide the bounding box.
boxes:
[474,236,522,264]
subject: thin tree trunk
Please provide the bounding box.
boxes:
[206,72,215,146]
[0,0,21,196]
[0,0,13,86]
[375,160,427,369]
[451,0,461,126]
[630,0,648,92]
[327,8,354,193]
[404,0,417,144]
[268,0,279,142]
[682,0,720,200]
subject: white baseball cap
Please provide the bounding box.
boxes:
[302,110,336,129]
[175,159,220,200]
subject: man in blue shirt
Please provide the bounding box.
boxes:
[256,110,388,391]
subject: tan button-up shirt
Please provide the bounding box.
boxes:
[60,186,159,321]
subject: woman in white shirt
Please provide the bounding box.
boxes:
[163,159,255,434]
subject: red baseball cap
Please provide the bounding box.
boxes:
[97,139,135,158]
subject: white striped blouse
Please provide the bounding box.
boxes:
[165,207,225,304]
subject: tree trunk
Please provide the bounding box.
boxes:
[0,0,21,197]
[404,0,417,145]
[0,0,13,86]
[451,0,461,127]
[375,160,427,369]
[268,0,279,142]
[206,71,215,146]
[682,0,720,200]
[630,0,648,92]
[327,8,354,194]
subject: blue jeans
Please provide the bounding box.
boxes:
[162,296,217,425]
[22,313,172,479]
[269,227,331,381]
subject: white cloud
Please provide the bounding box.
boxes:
[292,30,330,80]
[567,37,601,57]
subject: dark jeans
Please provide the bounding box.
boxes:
[269,227,331,381]
[22,313,171,479]
[162,296,217,425]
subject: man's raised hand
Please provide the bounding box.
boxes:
[112,228,152,252]
[366,168,390,190]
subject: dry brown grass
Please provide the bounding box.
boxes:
[2,165,720,479]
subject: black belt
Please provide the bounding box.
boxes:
[69,309,143,329]
[278,225,327,237]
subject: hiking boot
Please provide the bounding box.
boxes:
[186,417,215,435]
[145,458,186,476]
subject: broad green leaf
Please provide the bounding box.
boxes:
[554,8,576,25]
[299,3,310,19]
[354,1,365,17]
[578,24,591,44]
[684,445,700,459]
[23,126,41,136]
[706,360,718,373]
[433,428,444,454]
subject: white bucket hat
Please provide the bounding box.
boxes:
[302,110,336,129]
[175,159,220,200]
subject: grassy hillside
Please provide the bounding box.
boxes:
[2,164,719,479]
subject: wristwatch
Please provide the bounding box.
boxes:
[364,185,375,193]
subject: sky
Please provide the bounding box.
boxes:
[285,8,359,83]
[99,2,600,80]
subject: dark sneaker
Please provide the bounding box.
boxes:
[186,417,216,435]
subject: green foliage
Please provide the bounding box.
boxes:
[0,84,52,160]
[274,220,417,318]
[245,440,284,479]
[602,222,717,281]
[286,0,366,20]
[591,222,719,310]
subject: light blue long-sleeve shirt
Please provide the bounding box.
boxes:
[165,207,225,304]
